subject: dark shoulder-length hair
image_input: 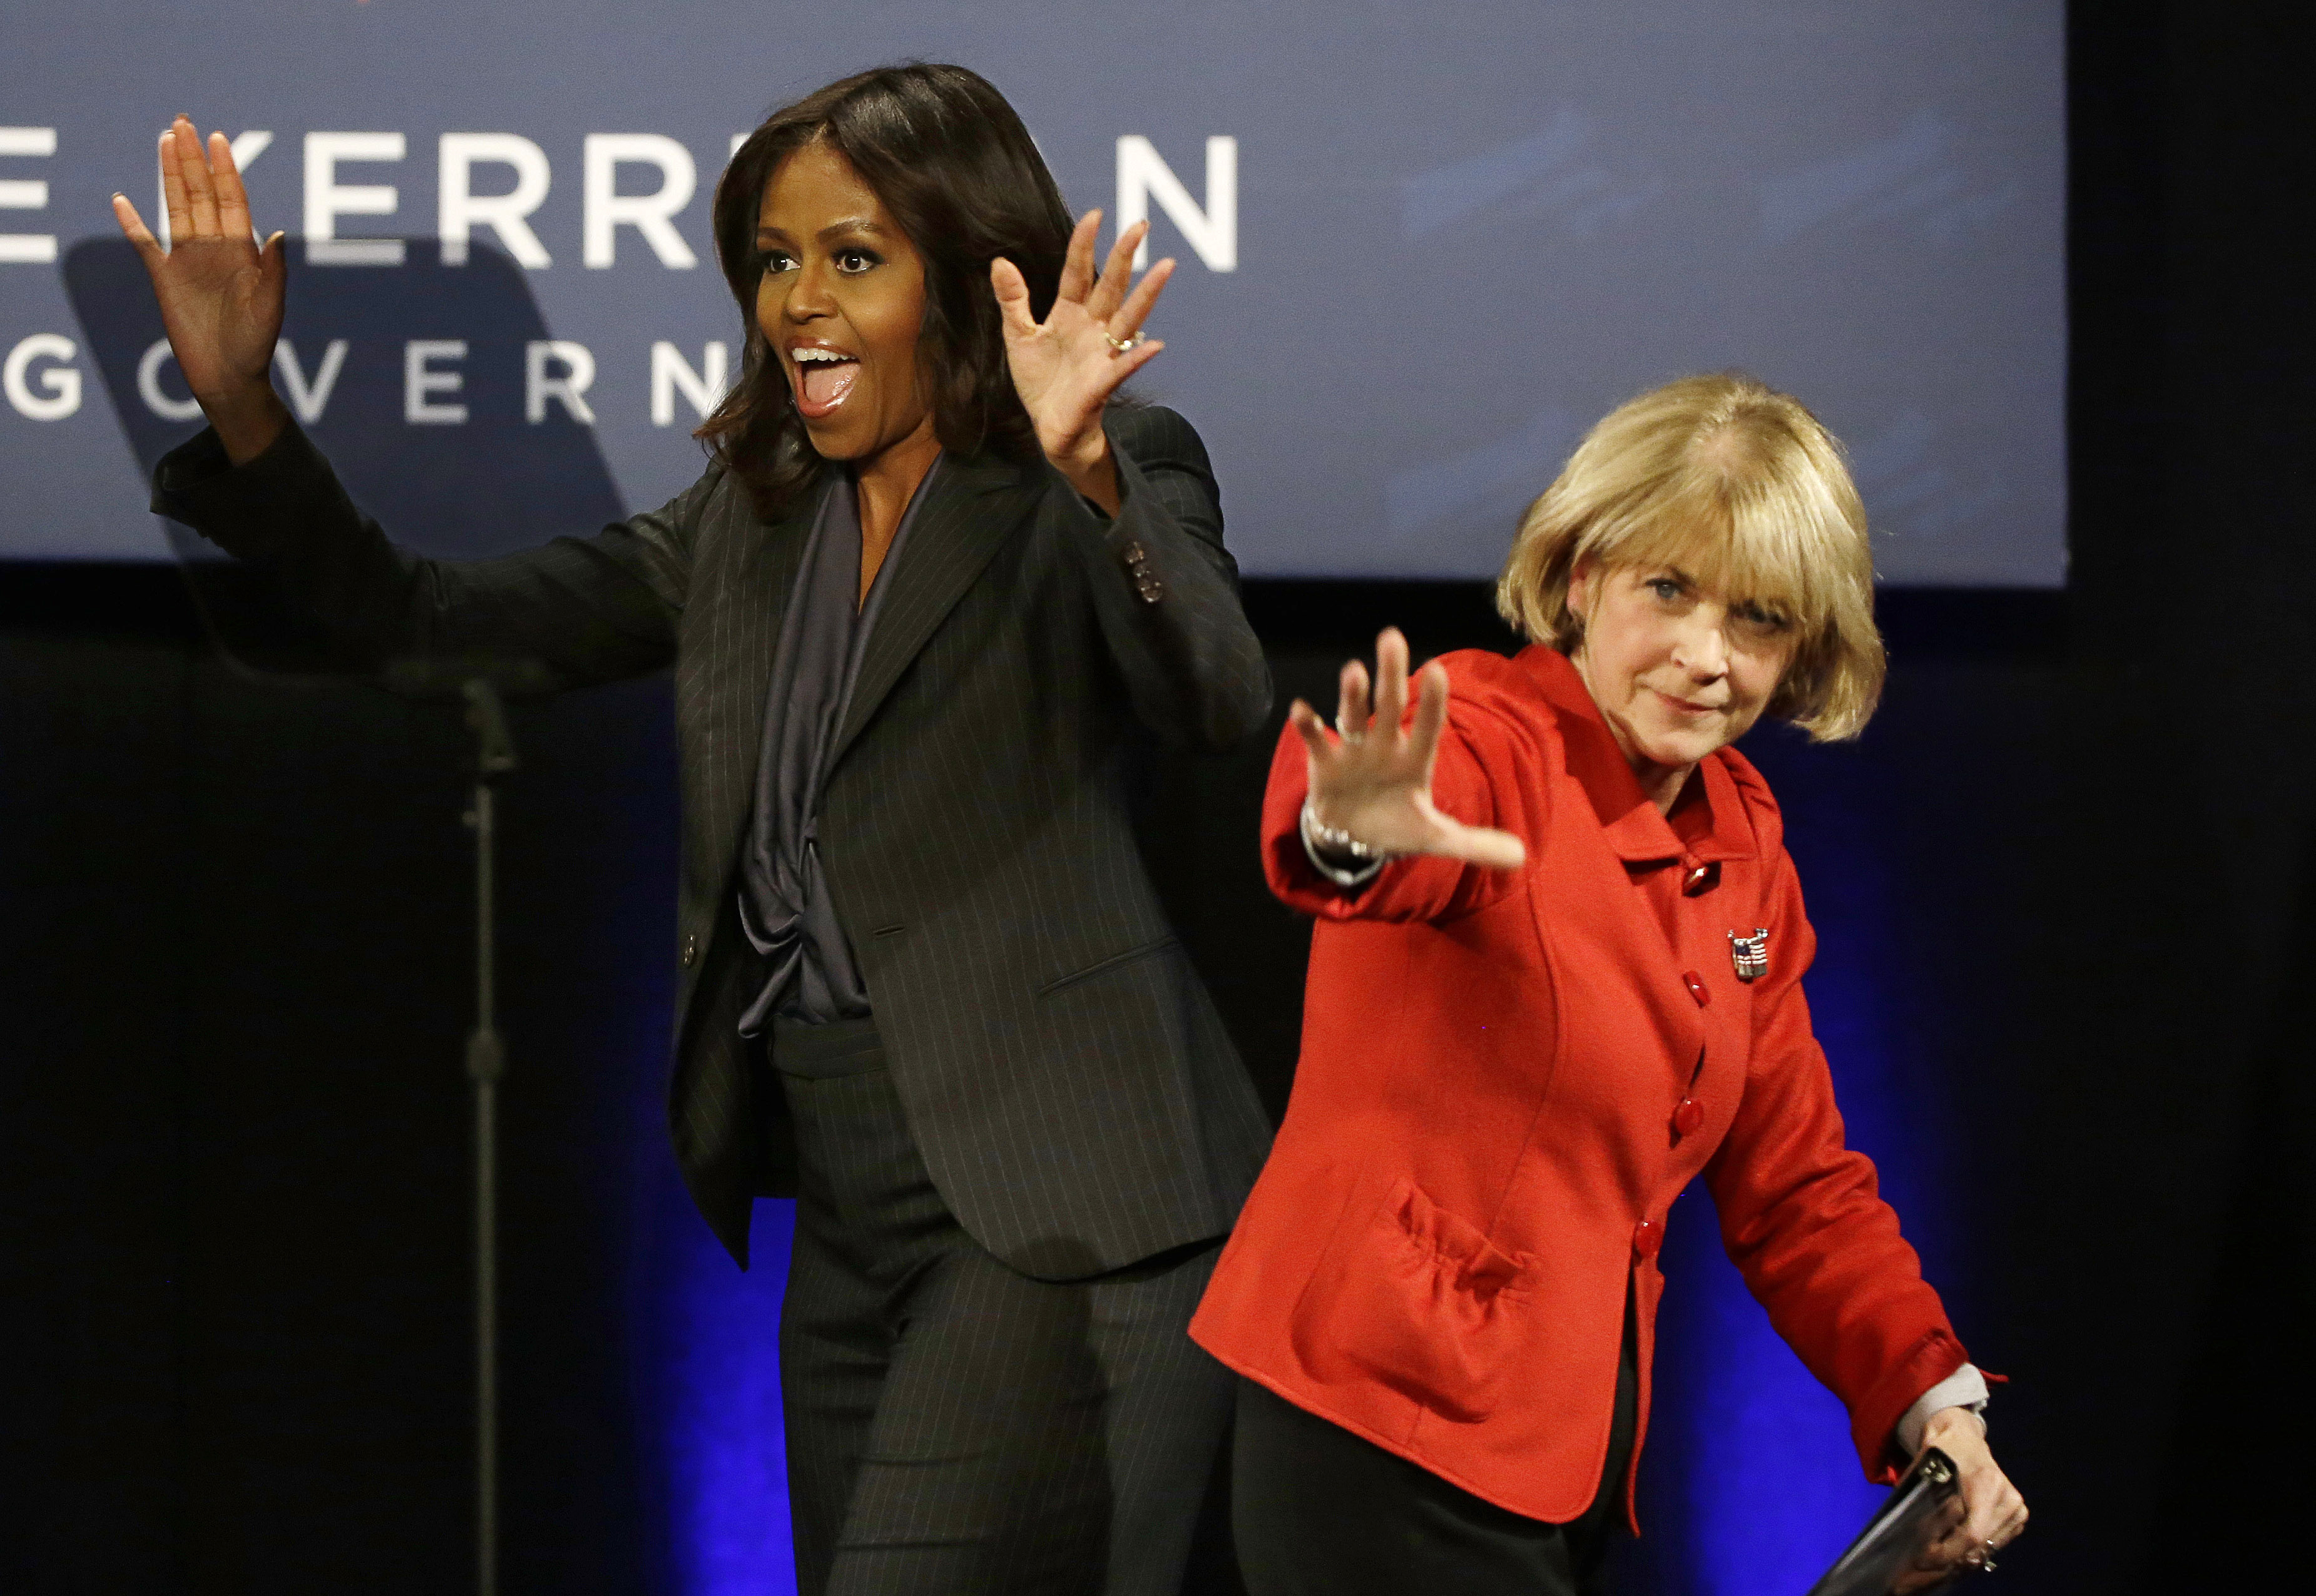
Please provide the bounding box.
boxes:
[700,63,1074,520]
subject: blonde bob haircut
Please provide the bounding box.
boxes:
[1496,372,1885,743]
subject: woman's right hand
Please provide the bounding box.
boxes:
[111,116,288,464]
[1288,628,1527,871]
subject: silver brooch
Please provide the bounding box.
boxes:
[1728,928,1769,982]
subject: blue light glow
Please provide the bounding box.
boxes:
[638,1190,797,1596]
[1651,728,1952,1592]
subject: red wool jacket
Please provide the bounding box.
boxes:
[1190,644,1967,1526]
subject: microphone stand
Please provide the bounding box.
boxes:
[460,677,516,1596]
[383,657,545,1596]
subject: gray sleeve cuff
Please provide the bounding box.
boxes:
[1896,1363,1991,1457]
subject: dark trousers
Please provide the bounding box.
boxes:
[771,1017,1235,1596]
[1231,1302,1640,1596]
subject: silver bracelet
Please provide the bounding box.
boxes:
[1300,800,1389,888]
[1302,799,1382,860]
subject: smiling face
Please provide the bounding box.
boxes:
[754,139,934,464]
[1566,559,1800,804]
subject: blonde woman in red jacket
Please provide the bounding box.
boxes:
[1191,374,2026,1593]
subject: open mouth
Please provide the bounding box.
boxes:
[791,346,859,419]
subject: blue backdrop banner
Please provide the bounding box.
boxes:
[3,1,2060,581]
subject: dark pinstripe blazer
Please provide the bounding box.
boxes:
[153,404,1275,1278]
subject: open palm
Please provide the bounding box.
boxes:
[111,118,285,447]
[991,210,1172,470]
[1292,629,1527,871]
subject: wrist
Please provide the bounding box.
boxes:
[203,383,289,466]
[1922,1406,1987,1444]
[1048,429,1116,505]
[1300,798,1388,890]
[1301,799,1387,862]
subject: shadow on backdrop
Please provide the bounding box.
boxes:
[63,235,626,672]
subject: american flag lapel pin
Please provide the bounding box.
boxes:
[1728,928,1769,982]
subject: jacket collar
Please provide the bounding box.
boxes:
[1515,645,1755,865]
[695,450,1037,893]
[829,448,1039,767]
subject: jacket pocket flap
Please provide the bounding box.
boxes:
[1290,1177,1536,1424]
[1385,1179,1531,1299]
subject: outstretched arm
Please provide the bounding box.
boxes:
[125,116,688,684]
[1291,628,1526,871]
[1261,630,1531,923]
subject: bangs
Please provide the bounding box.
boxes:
[1575,455,1840,633]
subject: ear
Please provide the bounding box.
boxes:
[1565,557,1596,618]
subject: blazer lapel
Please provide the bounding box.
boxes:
[830,452,1038,766]
[693,482,820,882]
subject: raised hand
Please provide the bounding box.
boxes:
[111,116,288,463]
[1289,629,1528,872]
[990,210,1173,513]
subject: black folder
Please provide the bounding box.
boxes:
[1804,1445,1969,1595]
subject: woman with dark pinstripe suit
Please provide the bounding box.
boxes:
[118,65,1272,1596]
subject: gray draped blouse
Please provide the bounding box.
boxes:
[736,459,943,1034]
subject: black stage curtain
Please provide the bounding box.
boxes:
[2038,4,2313,1587]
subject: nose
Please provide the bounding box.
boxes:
[781,259,836,324]
[1670,612,1730,681]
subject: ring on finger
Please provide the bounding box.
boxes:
[1104,330,1145,355]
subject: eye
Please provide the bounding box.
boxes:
[834,247,881,274]
[1735,602,1792,632]
[1647,576,1685,602]
[756,247,797,275]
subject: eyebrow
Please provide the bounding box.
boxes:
[754,216,890,243]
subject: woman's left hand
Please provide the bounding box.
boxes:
[1894,1408,2029,1591]
[992,210,1173,514]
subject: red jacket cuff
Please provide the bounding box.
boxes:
[1851,1328,1971,1483]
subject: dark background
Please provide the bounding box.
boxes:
[4,7,2308,1592]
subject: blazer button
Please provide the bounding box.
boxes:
[1633,1217,1664,1261]
[1671,1097,1705,1137]
[681,933,699,968]
[1121,539,1148,565]
[1683,863,1713,895]
[1136,574,1165,604]
[1681,970,1710,1007]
